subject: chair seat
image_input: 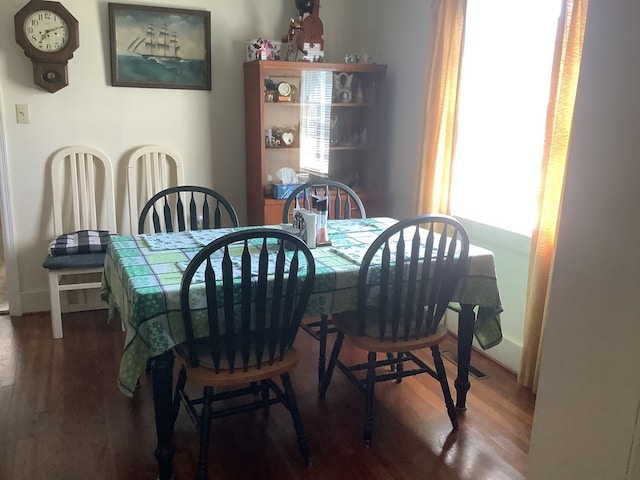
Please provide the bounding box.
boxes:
[174,347,300,388]
[43,252,107,270]
[332,311,449,353]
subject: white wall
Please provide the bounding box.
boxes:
[527,1,640,477]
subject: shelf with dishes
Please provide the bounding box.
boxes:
[244,60,388,225]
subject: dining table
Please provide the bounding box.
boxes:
[101,217,503,480]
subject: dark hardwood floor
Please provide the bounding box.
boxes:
[0,311,534,480]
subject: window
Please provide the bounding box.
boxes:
[299,70,332,175]
[449,0,561,236]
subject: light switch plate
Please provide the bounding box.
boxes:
[16,104,29,124]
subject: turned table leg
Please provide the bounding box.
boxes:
[318,314,329,396]
[455,303,476,411]
[151,350,175,480]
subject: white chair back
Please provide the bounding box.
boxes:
[126,145,185,233]
[51,146,116,234]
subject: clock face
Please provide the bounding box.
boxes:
[24,10,69,52]
[278,82,291,97]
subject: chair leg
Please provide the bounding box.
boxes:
[396,352,404,383]
[431,346,458,430]
[196,386,214,480]
[48,272,63,339]
[386,352,395,371]
[260,380,270,412]
[363,351,377,447]
[319,331,345,400]
[281,372,311,467]
[172,366,187,427]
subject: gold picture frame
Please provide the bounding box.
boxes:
[108,3,211,90]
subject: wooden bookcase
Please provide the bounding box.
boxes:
[243,60,387,225]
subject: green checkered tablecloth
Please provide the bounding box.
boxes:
[102,218,503,396]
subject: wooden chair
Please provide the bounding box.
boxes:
[126,145,184,234]
[137,185,238,234]
[282,179,366,224]
[320,214,470,445]
[173,229,316,479]
[139,184,239,375]
[282,179,367,392]
[42,146,116,339]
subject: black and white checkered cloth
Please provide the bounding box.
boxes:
[48,230,112,256]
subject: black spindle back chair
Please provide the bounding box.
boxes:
[282,179,367,391]
[138,185,239,234]
[173,229,316,479]
[282,179,366,224]
[320,214,469,446]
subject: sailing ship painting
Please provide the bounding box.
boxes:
[127,24,182,62]
[109,4,211,90]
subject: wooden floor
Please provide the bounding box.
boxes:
[0,311,535,480]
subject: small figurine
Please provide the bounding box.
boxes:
[281,17,303,61]
[297,0,324,56]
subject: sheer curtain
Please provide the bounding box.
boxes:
[416,0,466,215]
[417,0,589,393]
[518,0,589,392]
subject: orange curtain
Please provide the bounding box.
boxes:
[416,0,466,215]
[518,0,589,392]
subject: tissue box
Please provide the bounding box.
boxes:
[271,183,303,200]
[246,39,281,62]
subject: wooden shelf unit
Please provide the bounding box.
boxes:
[243,60,387,226]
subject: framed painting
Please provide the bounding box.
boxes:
[108,3,211,90]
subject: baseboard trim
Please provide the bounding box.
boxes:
[441,347,489,380]
[445,331,520,376]
[444,310,522,375]
[19,289,108,316]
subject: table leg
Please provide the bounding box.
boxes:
[318,314,329,397]
[151,350,175,480]
[455,303,476,411]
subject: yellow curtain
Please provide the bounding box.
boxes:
[518,0,589,392]
[417,0,588,391]
[416,0,466,215]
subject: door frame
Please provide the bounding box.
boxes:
[0,91,23,316]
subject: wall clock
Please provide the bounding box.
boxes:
[14,0,79,93]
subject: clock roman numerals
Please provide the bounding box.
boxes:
[30,13,57,24]
[23,10,68,53]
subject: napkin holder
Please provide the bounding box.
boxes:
[292,209,318,248]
